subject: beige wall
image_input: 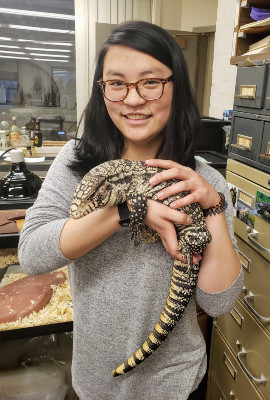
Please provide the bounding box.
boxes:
[159,0,182,30]
[180,0,218,31]
[209,0,238,117]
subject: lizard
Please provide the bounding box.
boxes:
[70,159,212,377]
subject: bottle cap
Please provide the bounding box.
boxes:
[10,149,24,163]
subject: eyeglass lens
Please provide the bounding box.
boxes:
[103,79,164,101]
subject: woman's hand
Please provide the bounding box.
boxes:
[144,159,241,294]
[143,198,202,264]
[145,158,220,210]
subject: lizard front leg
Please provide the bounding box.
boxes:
[128,194,148,245]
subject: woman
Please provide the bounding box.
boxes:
[19,21,242,400]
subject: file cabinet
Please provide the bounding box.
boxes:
[207,159,270,400]
[229,61,270,173]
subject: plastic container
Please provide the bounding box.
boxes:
[0,364,66,400]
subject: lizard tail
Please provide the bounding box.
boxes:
[112,259,200,377]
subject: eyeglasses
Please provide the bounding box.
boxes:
[97,75,173,102]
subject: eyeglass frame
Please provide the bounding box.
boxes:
[97,75,173,102]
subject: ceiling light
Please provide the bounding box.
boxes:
[0,45,20,49]
[29,53,69,58]
[0,37,12,40]
[7,24,75,34]
[0,55,30,60]
[18,39,73,46]
[25,47,71,52]
[0,50,25,54]
[0,8,75,20]
[34,58,68,62]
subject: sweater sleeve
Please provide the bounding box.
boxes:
[18,140,80,275]
[194,161,243,316]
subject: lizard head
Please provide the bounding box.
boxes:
[70,176,124,219]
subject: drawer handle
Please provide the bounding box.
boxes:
[234,94,255,99]
[260,153,270,160]
[244,291,270,322]
[248,230,270,253]
[237,347,267,384]
[231,143,251,151]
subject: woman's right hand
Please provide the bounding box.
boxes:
[143,199,202,263]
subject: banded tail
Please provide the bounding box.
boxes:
[112,259,200,377]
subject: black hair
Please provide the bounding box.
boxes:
[71,20,202,175]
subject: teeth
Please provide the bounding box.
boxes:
[125,114,149,120]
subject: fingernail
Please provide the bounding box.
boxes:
[157,192,164,199]
[187,216,192,224]
[170,202,177,208]
[149,177,156,185]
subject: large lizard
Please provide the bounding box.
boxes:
[70,159,212,376]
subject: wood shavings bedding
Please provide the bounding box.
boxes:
[0,249,19,268]
[0,267,73,331]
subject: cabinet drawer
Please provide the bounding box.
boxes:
[210,327,264,400]
[226,169,270,263]
[264,70,270,110]
[259,122,270,168]
[236,236,270,334]
[207,375,227,400]
[216,300,270,399]
[230,115,263,162]
[234,65,267,109]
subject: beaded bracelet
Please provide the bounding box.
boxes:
[203,192,228,217]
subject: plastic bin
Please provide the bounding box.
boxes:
[0,364,66,400]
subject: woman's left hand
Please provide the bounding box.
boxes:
[145,159,220,210]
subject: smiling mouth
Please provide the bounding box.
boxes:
[124,114,151,120]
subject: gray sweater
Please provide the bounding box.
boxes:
[18,140,243,400]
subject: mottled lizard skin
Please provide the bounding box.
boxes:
[70,159,212,376]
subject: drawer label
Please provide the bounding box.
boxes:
[260,142,270,160]
[255,191,270,224]
[223,352,237,380]
[231,134,253,151]
[238,135,252,149]
[238,251,251,273]
[238,189,255,208]
[235,84,256,99]
[236,190,255,228]
[230,307,244,328]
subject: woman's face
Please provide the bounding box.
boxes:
[102,45,173,156]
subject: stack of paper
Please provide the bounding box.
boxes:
[239,17,270,33]
[242,34,270,56]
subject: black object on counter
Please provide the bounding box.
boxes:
[0,149,42,200]
[199,116,231,155]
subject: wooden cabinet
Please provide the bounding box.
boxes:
[207,159,270,400]
[231,0,270,65]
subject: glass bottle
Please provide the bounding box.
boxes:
[29,129,36,156]
[20,127,32,157]
[0,129,6,152]
[0,112,10,148]
[34,121,43,147]
[10,116,20,146]
[0,149,42,199]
